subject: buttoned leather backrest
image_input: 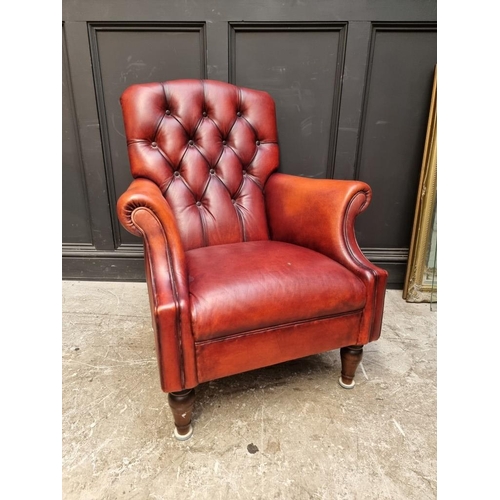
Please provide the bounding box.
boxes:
[120,79,280,251]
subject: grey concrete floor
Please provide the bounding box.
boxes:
[62,281,436,500]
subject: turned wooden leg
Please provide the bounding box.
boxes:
[339,345,363,389]
[168,388,195,441]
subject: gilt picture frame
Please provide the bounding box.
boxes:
[403,66,437,303]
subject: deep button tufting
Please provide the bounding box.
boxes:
[209,169,215,174]
[256,140,260,146]
[243,170,247,175]
[196,201,202,207]
[188,140,194,146]
[151,141,157,148]
[120,79,280,251]
[232,199,236,204]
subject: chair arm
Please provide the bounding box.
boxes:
[265,173,387,343]
[117,178,197,391]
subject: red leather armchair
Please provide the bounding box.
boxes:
[117,79,387,440]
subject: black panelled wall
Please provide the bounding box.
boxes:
[62,1,436,286]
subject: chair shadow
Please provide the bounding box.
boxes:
[192,351,340,424]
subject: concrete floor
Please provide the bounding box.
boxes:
[62,281,436,500]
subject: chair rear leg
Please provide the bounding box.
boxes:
[168,388,195,440]
[339,345,363,389]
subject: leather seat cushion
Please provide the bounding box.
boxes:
[186,240,366,341]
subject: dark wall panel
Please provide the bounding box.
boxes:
[62,27,93,245]
[62,2,437,286]
[355,24,437,251]
[89,23,206,247]
[231,24,346,179]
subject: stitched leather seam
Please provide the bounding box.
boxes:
[240,115,259,144]
[209,168,234,199]
[233,175,245,200]
[201,143,241,200]
[131,207,185,387]
[226,117,238,146]
[155,145,175,171]
[175,170,197,201]
[160,177,173,195]
[162,81,202,143]
[232,176,248,241]
[246,172,264,191]
[225,120,259,170]
[343,191,375,275]
[343,191,378,344]
[245,144,259,171]
[198,202,209,247]
[191,116,203,144]
[152,113,165,142]
[170,113,188,136]
[191,141,212,169]
[195,308,364,346]
[176,138,190,171]
[232,200,246,241]
[198,169,212,202]
[152,83,167,140]
[238,87,261,142]
[211,144,225,170]
[206,114,224,139]
[198,197,216,223]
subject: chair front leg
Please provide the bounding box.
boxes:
[168,388,196,440]
[339,345,363,389]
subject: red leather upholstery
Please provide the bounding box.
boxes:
[117,79,388,400]
[120,79,278,251]
[265,173,387,344]
[187,240,366,341]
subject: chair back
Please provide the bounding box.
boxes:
[120,79,280,250]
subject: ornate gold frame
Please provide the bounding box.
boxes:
[403,67,437,303]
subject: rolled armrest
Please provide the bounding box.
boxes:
[117,178,188,311]
[265,173,387,343]
[117,178,197,391]
[117,178,181,241]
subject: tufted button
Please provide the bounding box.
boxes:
[236,111,242,117]
[188,140,194,146]
[196,201,202,207]
[202,111,207,117]
[151,141,157,148]
[232,199,236,204]
[165,110,171,115]
[256,140,260,146]
[174,171,180,177]
[242,170,247,175]
[209,168,215,174]
[222,140,227,146]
